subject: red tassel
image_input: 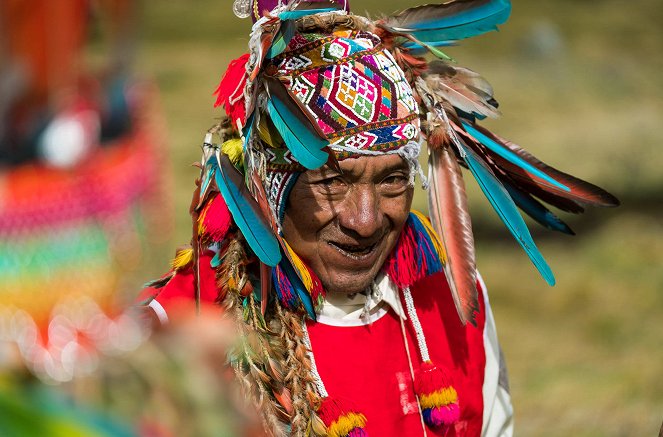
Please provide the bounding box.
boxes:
[213,53,250,131]
[318,397,369,437]
[413,362,460,428]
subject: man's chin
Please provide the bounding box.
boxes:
[321,271,377,295]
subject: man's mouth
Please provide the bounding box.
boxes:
[327,240,378,259]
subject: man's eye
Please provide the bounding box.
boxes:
[382,174,408,186]
[317,177,346,189]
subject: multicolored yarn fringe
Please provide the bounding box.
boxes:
[414,361,460,428]
[383,210,447,290]
[272,239,325,314]
[317,397,368,437]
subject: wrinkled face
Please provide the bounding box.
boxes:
[282,154,413,295]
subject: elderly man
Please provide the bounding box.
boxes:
[142,1,617,436]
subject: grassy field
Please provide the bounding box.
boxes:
[131,1,663,434]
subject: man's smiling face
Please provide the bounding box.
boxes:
[282,154,413,295]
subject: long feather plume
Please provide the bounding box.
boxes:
[460,121,570,192]
[264,78,329,169]
[503,181,575,235]
[214,151,282,266]
[473,126,620,208]
[455,135,556,285]
[382,0,511,43]
[425,61,500,119]
[428,145,479,325]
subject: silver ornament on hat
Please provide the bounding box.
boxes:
[232,0,251,19]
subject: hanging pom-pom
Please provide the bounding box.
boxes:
[317,397,369,437]
[414,361,460,428]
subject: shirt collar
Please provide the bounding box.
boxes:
[317,272,406,322]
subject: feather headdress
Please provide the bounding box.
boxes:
[195,0,619,327]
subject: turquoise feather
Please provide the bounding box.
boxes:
[461,121,570,192]
[411,22,503,44]
[388,0,511,42]
[457,140,556,285]
[403,0,510,31]
[267,93,328,170]
[214,152,282,266]
[278,7,336,21]
[210,251,222,268]
[268,8,339,59]
[266,20,296,59]
[401,40,456,55]
[200,162,215,197]
[504,182,575,235]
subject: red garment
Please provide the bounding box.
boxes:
[142,260,491,436]
[307,273,487,437]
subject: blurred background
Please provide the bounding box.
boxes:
[2,0,662,435]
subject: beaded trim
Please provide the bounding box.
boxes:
[402,286,430,363]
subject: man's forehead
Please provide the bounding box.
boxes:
[310,154,409,177]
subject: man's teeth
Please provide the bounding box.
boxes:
[332,242,375,254]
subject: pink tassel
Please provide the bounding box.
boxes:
[414,362,460,428]
[423,405,460,427]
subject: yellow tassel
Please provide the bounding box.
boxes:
[327,412,367,437]
[418,387,458,409]
[282,238,313,293]
[221,138,244,166]
[411,210,448,264]
[171,247,194,270]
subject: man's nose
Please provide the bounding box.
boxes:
[337,184,384,238]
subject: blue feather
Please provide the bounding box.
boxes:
[267,93,329,170]
[457,141,555,285]
[210,251,222,268]
[401,39,456,55]
[266,20,297,59]
[278,8,336,21]
[411,22,503,44]
[390,0,511,42]
[242,114,254,150]
[504,183,575,235]
[402,0,511,31]
[214,154,282,266]
[200,162,216,198]
[461,121,570,192]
